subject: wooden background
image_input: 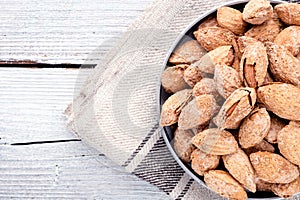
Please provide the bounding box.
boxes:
[0,0,170,199]
[0,0,155,64]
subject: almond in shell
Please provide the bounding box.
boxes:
[237,36,259,55]
[239,108,271,148]
[192,78,217,97]
[198,16,219,29]
[257,83,300,121]
[255,159,300,196]
[161,65,189,93]
[277,121,300,166]
[217,7,247,35]
[169,39,206,64]
[193,27,238,52]
[244,12,282,43]
[204,170,248,200]
[191,149,220,176]
[266,42,300,87]
[178,95,219,130]
[192,78,223,104]
[271,176,300,199]
[174,128,196,163]
[250,151,299,184]
[192,45,234,74]
[160,89,193,126]
[274,26,300,56]
[223,148,256,193]
[275,3,300,25]
[214,87,257,129]
[242,0,273,25]
[214,64,243,99]
[192,128,238,155]
[240,41,268,88]
[183,65,202,87]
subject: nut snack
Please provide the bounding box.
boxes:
[160,0,300,199]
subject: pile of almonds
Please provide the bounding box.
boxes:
[160,0,300,199]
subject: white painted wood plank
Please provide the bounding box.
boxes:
[0,67,90,144]
[0,0,153,64]
[0,67,169,199]
[0,142,168,199]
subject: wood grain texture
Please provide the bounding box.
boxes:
[0,68,169,199]
[0,67,83,144]
[0,143,168,199]
[0,0,153,64]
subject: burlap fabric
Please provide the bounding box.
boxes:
[66,0,300,199]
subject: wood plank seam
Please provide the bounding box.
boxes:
[10,139,81,146]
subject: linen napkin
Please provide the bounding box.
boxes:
[66,0,300,199]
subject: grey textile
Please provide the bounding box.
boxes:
[66,0,300,199]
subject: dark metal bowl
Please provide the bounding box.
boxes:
[158,0,293,199]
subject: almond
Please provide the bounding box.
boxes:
[244,12,282,43]
[242,0,273,25]
[274,26,300,56]
[277,121,300,166]
[240,41,268,88]
[160,89,193,126]
[266,42,300,87]
[192,45,234,74]
[193,78,217,97]
[183,65,202,87]
[204,170,247,200]
[275,3,300,25]
[192,128,238,155]
[178,95,219,130]
[194,27,238,52]
[198,16,219,29]
[161,65,189,93]
[223,148,256,192]
[214,87,256,129]
[191,149,220,176]
[192,78,223,104]
[271,177,300,199]
[257,83,300,121]
[250,151,299,184]
[237,36,258,55]
[169,39,206,64]
[214,64,243,99]
[174,128,196,163]
[239,108,271,148]
[217,7,247,35]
